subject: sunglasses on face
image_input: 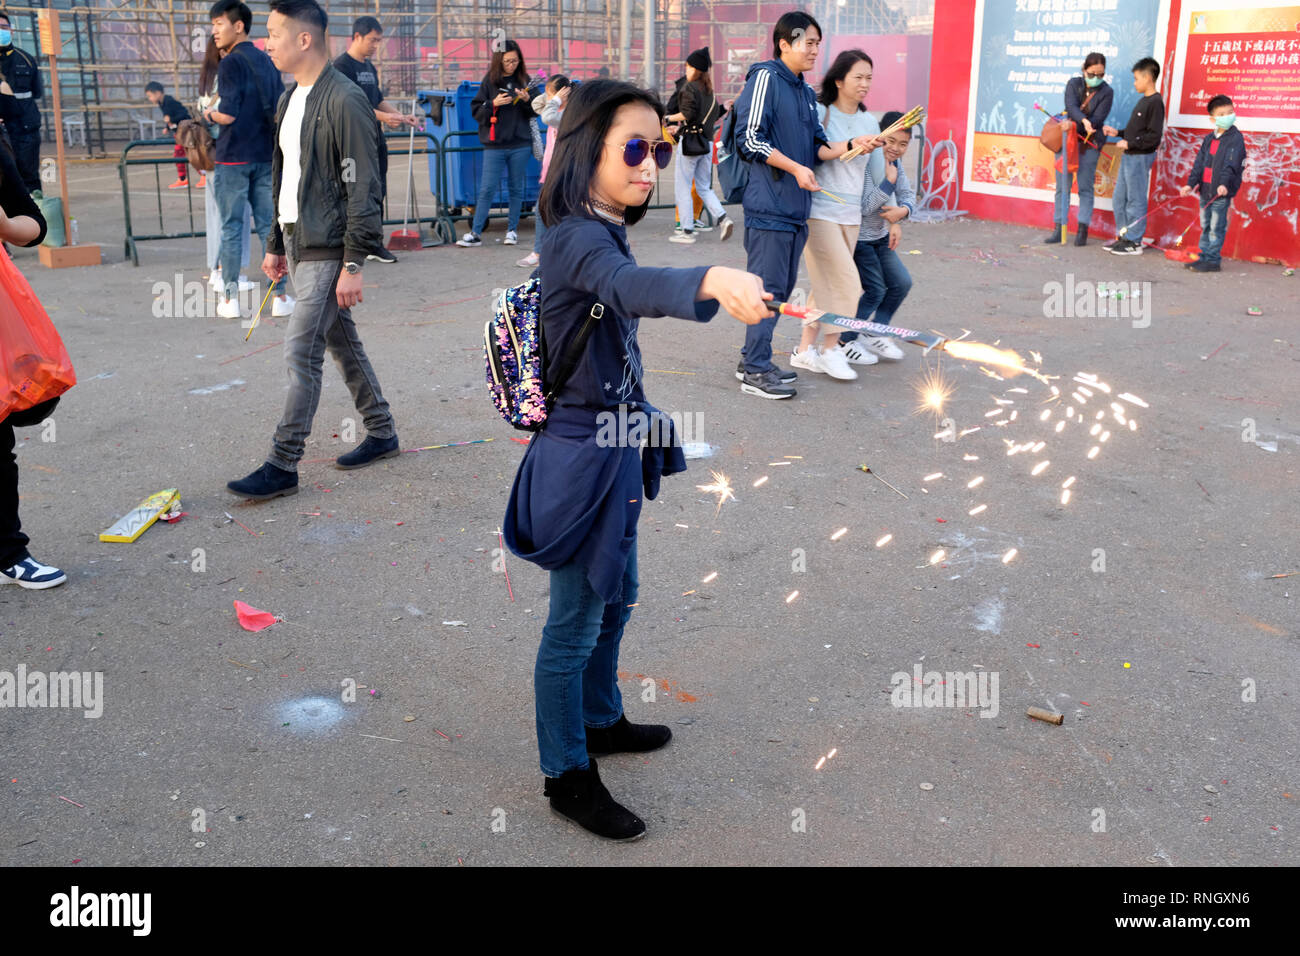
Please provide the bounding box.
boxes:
[615,138,674,169]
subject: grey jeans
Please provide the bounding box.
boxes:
[267,232,395,471]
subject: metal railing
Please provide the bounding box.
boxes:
[120,130,453,265]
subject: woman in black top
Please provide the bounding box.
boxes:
[0,135,64,588]
[458,39,534,248]
[1045,52,1112,246]
[665,47,732,243]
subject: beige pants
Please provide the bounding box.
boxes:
[802,218,862,336]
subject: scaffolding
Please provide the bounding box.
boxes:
[6,0,931,158]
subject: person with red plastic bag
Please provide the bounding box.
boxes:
[0,134,66,588]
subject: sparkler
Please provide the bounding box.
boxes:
[914,365,955,418]
[696,470,736,516]
[840,105,925,161]
[243,283,277,342]
[875,534,893,547]
[1118,193,1187,237]
[1172,218,1197,246]
[858,464,908,499]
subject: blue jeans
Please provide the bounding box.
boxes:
[205,177,251,272]
[471,144,530,235]
[533,204,547,253]
[841,235,913,342]
[1198,195,1231,266]
[674,143,725,231]
[742,226,806,374]
[1112,151,1156,244]
[535,547,637,777]
[213,162,282,300]
[1052,143,1100,227]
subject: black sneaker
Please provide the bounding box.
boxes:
[1106,238,1132,255]
[367,247,398,264]
[1102,237,1124,251]
[1191,259,1220,272]
[735,361,796,383]
[586,715,672,756]
[336,434,401,470]
[544,758,646,842]
[227,462,299,500]
[1114,239,1142,256]
[740,369,797,399]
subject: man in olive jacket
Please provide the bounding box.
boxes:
[227,0,399,501]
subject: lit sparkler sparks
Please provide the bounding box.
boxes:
[876,534,893,548]
[702,571,718,584]
[831,527,848,541]
[967,476,984,489]
[1001,548,1018,564]
[1087,446,1100,459]
[969,504,987,515]
[1117,392,1148,408]
[923,472,944,481]
[942,340,1046,382]
[785,590,799,604]
[929,549,946,565]
[696,470,736,516]
[1030,460,1050,476]
[752,475,769,488]
[963,454,979,461]
[914,365,955,418]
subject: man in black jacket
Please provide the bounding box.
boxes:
[0,12,43,193]
[227,0,398,500]
[1102,58,1165,255]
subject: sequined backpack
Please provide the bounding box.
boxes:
[485,277,605,432]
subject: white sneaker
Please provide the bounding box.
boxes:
[272,294,295,317]
[719,216,734,241]
[209,269,255,292]
[1,555,67,589]
[819,345,859,380]
[456,233,482,247]
[789,344,826,374]
[517,251,539,268]
[669,231,697,244]
[216,297,242,320]
[863,336,906,361]
[504,230,519,245]
[838,338,881,366]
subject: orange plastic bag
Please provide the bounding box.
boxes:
[0,244,75,420]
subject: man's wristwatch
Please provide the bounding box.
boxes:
[343,261,362,275]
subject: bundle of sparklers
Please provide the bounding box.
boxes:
[841,105,925,162]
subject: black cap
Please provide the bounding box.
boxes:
[686,47,711,72]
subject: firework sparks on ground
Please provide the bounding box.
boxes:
[696,470,736,516]
[876,534,893,548]
[929,549,946,565]
[914,365,956,418]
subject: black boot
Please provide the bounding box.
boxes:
[585,714,672,756]
[1074,224,1089,246]
[543,758,646,841]
[226,462,298,501]
[1043,225,1064,244]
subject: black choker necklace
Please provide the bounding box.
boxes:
[590,198,626,223]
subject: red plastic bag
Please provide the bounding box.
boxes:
[0,244,76,421]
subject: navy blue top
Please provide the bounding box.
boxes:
[502,214,719,602]
[733,58,830,232]
[214,42,285,164]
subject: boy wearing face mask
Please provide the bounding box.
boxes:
[1179,96,1245,273]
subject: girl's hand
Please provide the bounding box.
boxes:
[698,266,771,324]
[880,205,907,224]
[850,134,882,153]
[888,223,902,250]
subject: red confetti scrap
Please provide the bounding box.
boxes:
[1203,816,1211,822]
[1027,643,1040,648]
[72,859,81,864]
[936,518,947,523]
[1080,701,1091,706]
[395,522,404,526]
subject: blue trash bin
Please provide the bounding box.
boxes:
[420,80,541,223]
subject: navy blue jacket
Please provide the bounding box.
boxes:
[733,59,829,231]
[502,215,719,603]
[1063,75,1112,147]
[1188,126,1246,202]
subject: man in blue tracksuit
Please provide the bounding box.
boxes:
[732,11,878,399]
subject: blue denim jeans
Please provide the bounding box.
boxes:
[213,162,283,300]
[1112,151,1156,244]
[471,145,530,235]
[535,547,637,777]
[1053,143,1100,226]
[841,235,913,343]
[1198,195,1231,266]
[205,176,251,272]
[533,204,547,253]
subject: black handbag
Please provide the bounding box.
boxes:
[4,395,58,428]
[681,93,719,157]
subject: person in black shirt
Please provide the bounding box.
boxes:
[146,81,197,189]
[334,15,420,263]
[1101,57,1165,255]
[0,135,64,589]
[0,12,43,193]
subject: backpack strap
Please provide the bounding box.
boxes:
[542,299,605,412]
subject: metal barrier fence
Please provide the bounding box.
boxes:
[119,130,452,265]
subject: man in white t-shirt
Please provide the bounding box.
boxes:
[227,0,398,501]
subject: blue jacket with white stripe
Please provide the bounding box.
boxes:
[733,58,829,231]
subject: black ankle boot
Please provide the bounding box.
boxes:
[1043,225,1064,244]
[585,715,672,755]
[543,758,646,841]
[1074,224,1089,246]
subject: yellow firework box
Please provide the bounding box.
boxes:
[99,489,180,543]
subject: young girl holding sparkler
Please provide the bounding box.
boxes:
[502,79,770,842]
